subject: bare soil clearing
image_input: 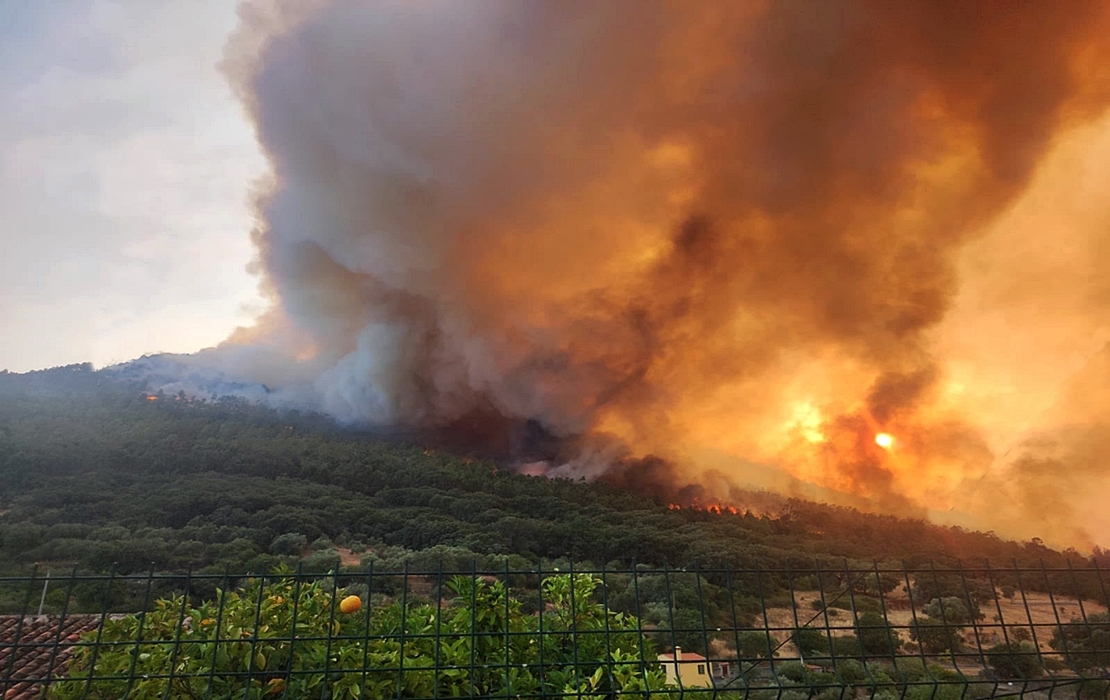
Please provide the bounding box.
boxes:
[749,587,1106,659]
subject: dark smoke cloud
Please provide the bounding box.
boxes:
[215,0,1110,544]
[867,368,938,425]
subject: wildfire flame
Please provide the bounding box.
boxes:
[219,1,1110,549]
[668,502,742,516]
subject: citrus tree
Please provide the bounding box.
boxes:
[48,571,673,699]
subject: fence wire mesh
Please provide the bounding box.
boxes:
[2,561,1109,699]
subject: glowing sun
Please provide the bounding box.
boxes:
[875,433,894,449]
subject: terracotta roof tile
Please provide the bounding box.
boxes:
[0,615,101,700]
[658,649,709,661]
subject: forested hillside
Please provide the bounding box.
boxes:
[0,364,1101,580]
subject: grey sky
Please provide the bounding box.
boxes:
[0,0,264,372]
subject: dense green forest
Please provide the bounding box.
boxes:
[0,363,1104,582]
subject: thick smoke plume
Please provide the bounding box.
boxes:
[214,0,1110,548]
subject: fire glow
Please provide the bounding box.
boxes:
[217,0,1110,549]
[668,503,742,516]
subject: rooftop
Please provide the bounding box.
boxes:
[658,649,708,661]
[1,615,101,700]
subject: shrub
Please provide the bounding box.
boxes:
[986,641,1044,680]
[1008,626,1032,643]
[831,634,862,658]
[47,572,672,699]
[791,626,829,657]
[1049,612,1110,670]
[777,660,810,683]
[269,532,307,556]
[892,656,929,684]
[904,683,969,700]
[922,597,972,625]
[855,611,902,656]
[299,548,341,573]
[864,668,896,694]
[833,658,866,684]
[910,618,965,654]
[738,630,776,660]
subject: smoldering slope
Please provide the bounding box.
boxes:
[198,0,1110,549]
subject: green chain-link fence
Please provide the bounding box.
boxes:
[3,562,1109,699]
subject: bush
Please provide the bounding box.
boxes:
[910,618,965,654]
[849,596,884,614]
[1008,626,1032,643]
[863,668,896,694]
[922,597,972,625]
[904,684,969,700]
[807,672,841,700]
[300,548,341,573]
[2,522,44,551]
[269,532,307,556]
[738,630,776,660]
[1049,612,1110,670]
[986,641,1044,680]
[855,612,902,656]
[892,656,929,684]
[657,607,710,654]
[831,634,862,658]
[777,660,810,683]
[910,575,988,619]
[791,626,829,657]
[833,658,866,684]
[48,572,671,699]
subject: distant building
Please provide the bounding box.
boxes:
[657,647,720,689]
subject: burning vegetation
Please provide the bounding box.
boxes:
[206,0,1110,549]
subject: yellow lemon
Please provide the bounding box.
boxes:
[339,595,362,614]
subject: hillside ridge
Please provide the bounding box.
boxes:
[0,364,1104,581]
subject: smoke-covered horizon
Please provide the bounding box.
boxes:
[189,0,1110,549]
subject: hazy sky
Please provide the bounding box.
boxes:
[0,0,264,372]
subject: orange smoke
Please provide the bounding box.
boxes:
[220,0,1110,549]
